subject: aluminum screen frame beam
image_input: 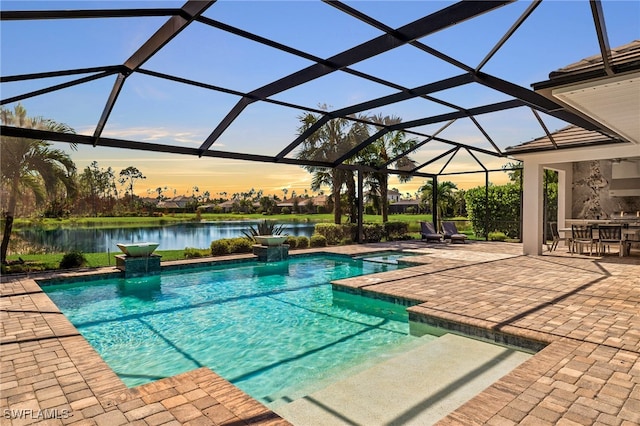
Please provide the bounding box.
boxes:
[0,8,181,20]
[1,69,120,106]
[93,1,215,144]
[590,0,613,76]
[275,73,473,160]
[197,0,511,153]
[1,125,436,180]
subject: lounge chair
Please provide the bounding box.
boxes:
[420,221,443,242]
[441,221,467,243]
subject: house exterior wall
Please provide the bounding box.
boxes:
[572,160,640,219]
[515,143,639,255]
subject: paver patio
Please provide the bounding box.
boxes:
[1,241,638,425]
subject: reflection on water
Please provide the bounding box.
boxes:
[16,221,316,253]
[117,276,162,301]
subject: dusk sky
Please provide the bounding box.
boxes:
[2,1,639,198]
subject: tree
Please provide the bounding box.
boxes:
[359,114,418,222]
[297,105,373,224]
[1,104,76,264]
[77,161,117,216]
[419,180,458,228]
[296,106,361,224]
[452,189,467,217]
[259,196,277,214]
[119,166,145,208]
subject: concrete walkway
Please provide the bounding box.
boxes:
[1,241,639,425]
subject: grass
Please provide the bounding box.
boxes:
[3,249,191,274]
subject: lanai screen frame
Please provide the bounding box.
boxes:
[0,0,627,242]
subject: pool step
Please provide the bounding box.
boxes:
[273,333,531,426]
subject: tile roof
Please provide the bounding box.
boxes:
[533,40,640,91]
[549,39,640,78]
[505,125,623,154]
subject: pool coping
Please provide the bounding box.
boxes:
[2,241,639,425]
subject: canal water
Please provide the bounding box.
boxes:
[16,221,316,253]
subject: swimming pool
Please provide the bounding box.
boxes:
[43,254,431,405]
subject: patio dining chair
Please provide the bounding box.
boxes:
[571,224,595,256]
[441,221,467,244]
[420,221,443,242]
[547,221,566,252]
[597,224,627,257]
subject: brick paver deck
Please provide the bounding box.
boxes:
[1,242,639,425]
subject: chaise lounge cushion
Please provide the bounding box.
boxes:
[441,221,467,243]
[420,221,443,242]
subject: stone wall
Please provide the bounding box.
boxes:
[572,160,640,219]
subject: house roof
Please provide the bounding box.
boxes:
[505,125,624,154]
[533,40,640,90]
[530,39,640,146]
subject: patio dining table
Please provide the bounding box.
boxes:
[557,226,639,256]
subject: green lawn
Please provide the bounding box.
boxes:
[3,249,188,274]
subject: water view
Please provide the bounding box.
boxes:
[17,221,316,253]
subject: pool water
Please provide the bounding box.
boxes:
[355,250,421,265]
[43,254,428,405]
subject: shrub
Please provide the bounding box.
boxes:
[465,183,521,239]
[210,239,231,256]
[229,238,253,253]
[314,223,343,245]
[362,223,384,243]
[384,221,409,240]
[286,236,298,249]
[281,207,291,215]
[341,223,358,241]
[59,251,87,269]
[242,220,285,240]
[296,236,309,249]
[309,234,327,247]
[488,231,507,241]
[184,247,208,258]
[340,237,353,245]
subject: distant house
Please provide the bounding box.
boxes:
[389,198,421,214]
[309,195,328,207]
[156,201,181,210]
[216,200,237,213]
[387,189,402,203]
[277,196,325,213]
[364,189,402,204]
[156,196,193,211]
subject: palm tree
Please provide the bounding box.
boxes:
[1,104,76,264]
[297,108,358,224]
[419,180,458,229]
[360,114,418,222]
